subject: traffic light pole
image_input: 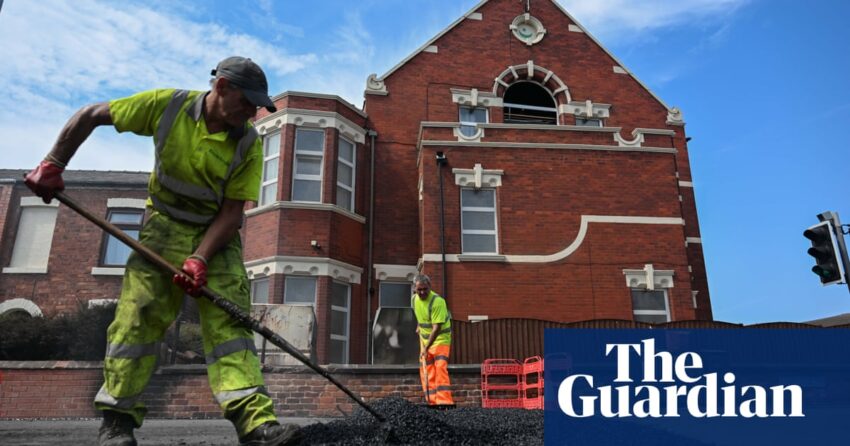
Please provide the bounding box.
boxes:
[817,212,850,295]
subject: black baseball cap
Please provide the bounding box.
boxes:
[212,56,277,112]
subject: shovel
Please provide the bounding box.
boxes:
[52,190,389,426]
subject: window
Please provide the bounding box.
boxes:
[5,200,58,273]
[100,209,143,266]
[292,128,325,202]
[503,81,557,125]
[459,106,488,137]
[259,131,281,206]
[284,276,317,306]
[575,117,603,127]
[330,281,350,364]
[631,289,671,323]
[336,137,356,211]
[460,188,498,254]
[251,277,270,304]
[379,282,413,308]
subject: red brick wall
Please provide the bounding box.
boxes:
[0,362,482,419]
[0,186,147,316]
[365,0,712,322]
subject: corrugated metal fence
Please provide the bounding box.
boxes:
[450,318,850,364]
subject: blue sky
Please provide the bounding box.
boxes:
[1,0,848,324]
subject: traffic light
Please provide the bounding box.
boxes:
[803,220,846,285]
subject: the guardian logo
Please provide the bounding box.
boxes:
[558,339,804,418]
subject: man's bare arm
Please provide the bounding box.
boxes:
[48,102,113,165]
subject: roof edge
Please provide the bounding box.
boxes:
[271,91,366,119]
[373,0,491,83]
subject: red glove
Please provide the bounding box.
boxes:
[24,160,65,204]
[173,256,207,297]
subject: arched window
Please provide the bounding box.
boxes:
[503,81,557,125]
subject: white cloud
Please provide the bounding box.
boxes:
[0,0,317,170]
[558,0,750,43]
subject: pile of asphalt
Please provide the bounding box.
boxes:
[296,397,543,445]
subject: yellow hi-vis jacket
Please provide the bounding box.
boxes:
[412,290,452,346]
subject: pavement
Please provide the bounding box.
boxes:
[0,417,336,446]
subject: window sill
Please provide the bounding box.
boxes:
[2,267,48,274]
[91,267,126,276]
[457,254,507,263]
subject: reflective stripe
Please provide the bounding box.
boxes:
[150,195,213,225]
[205,337,257,365]
[150,89,258,224]
[434,355,449,363]
[105,342,158,359]
[94,384,141,410]
[214,386,267,405]
[436,386,452,392]
[418,323,432,328]
[425,388,437,395]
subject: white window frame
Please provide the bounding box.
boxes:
[251,277,271,305]
[330,281,351,364]
[100,208,144,267]
[631,288,671,323]
[3,197,59,274]
[459,106,488,137]
[259,131,281,206]
[283,276,318,308]
[378,281,413,308]
[292,128,325,203]
[460,187,498,254]
[336,136,356,212]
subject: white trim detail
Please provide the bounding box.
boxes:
[422,215,685,264]
[678,181,694,188]
[452,164,503,189]
[424,45,438,53]
[20,196,59,208]
[374,264,419,281]
[0,298,43,317]
[692,290,699,309]
[451,88,503,107]
[91,267,126,276]
[245,256,363,284]
[467,12,483,20]
[613,66,628,74]
[492,62,571,102]
[106,198,146,209]
[568,24,583,33]
[2,267,48,274]
[559,100,611,119]
[480,123,620,133]
[686,237,703,246]
[667,107,685,126]
[623,264,675,290]
[468,315,489,322]
[246,201,366,224]
[420,140,677,154]
[365,74,388,95]
[254,108,367,144]
[453,126,485,142]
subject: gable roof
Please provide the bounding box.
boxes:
[370,0,671,110]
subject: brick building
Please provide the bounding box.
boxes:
[0,0,711,365]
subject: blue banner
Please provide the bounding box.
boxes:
[544,329,850,445]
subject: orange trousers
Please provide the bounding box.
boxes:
[420,344,454,405]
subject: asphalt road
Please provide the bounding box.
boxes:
[0,417,333,446]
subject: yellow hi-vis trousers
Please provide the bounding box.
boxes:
[420,344,454,405]
[93,211,276,436]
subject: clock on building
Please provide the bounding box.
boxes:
[510,13,546,46]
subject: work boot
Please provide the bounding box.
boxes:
[239,421,302,446]
[98,410,137,446]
